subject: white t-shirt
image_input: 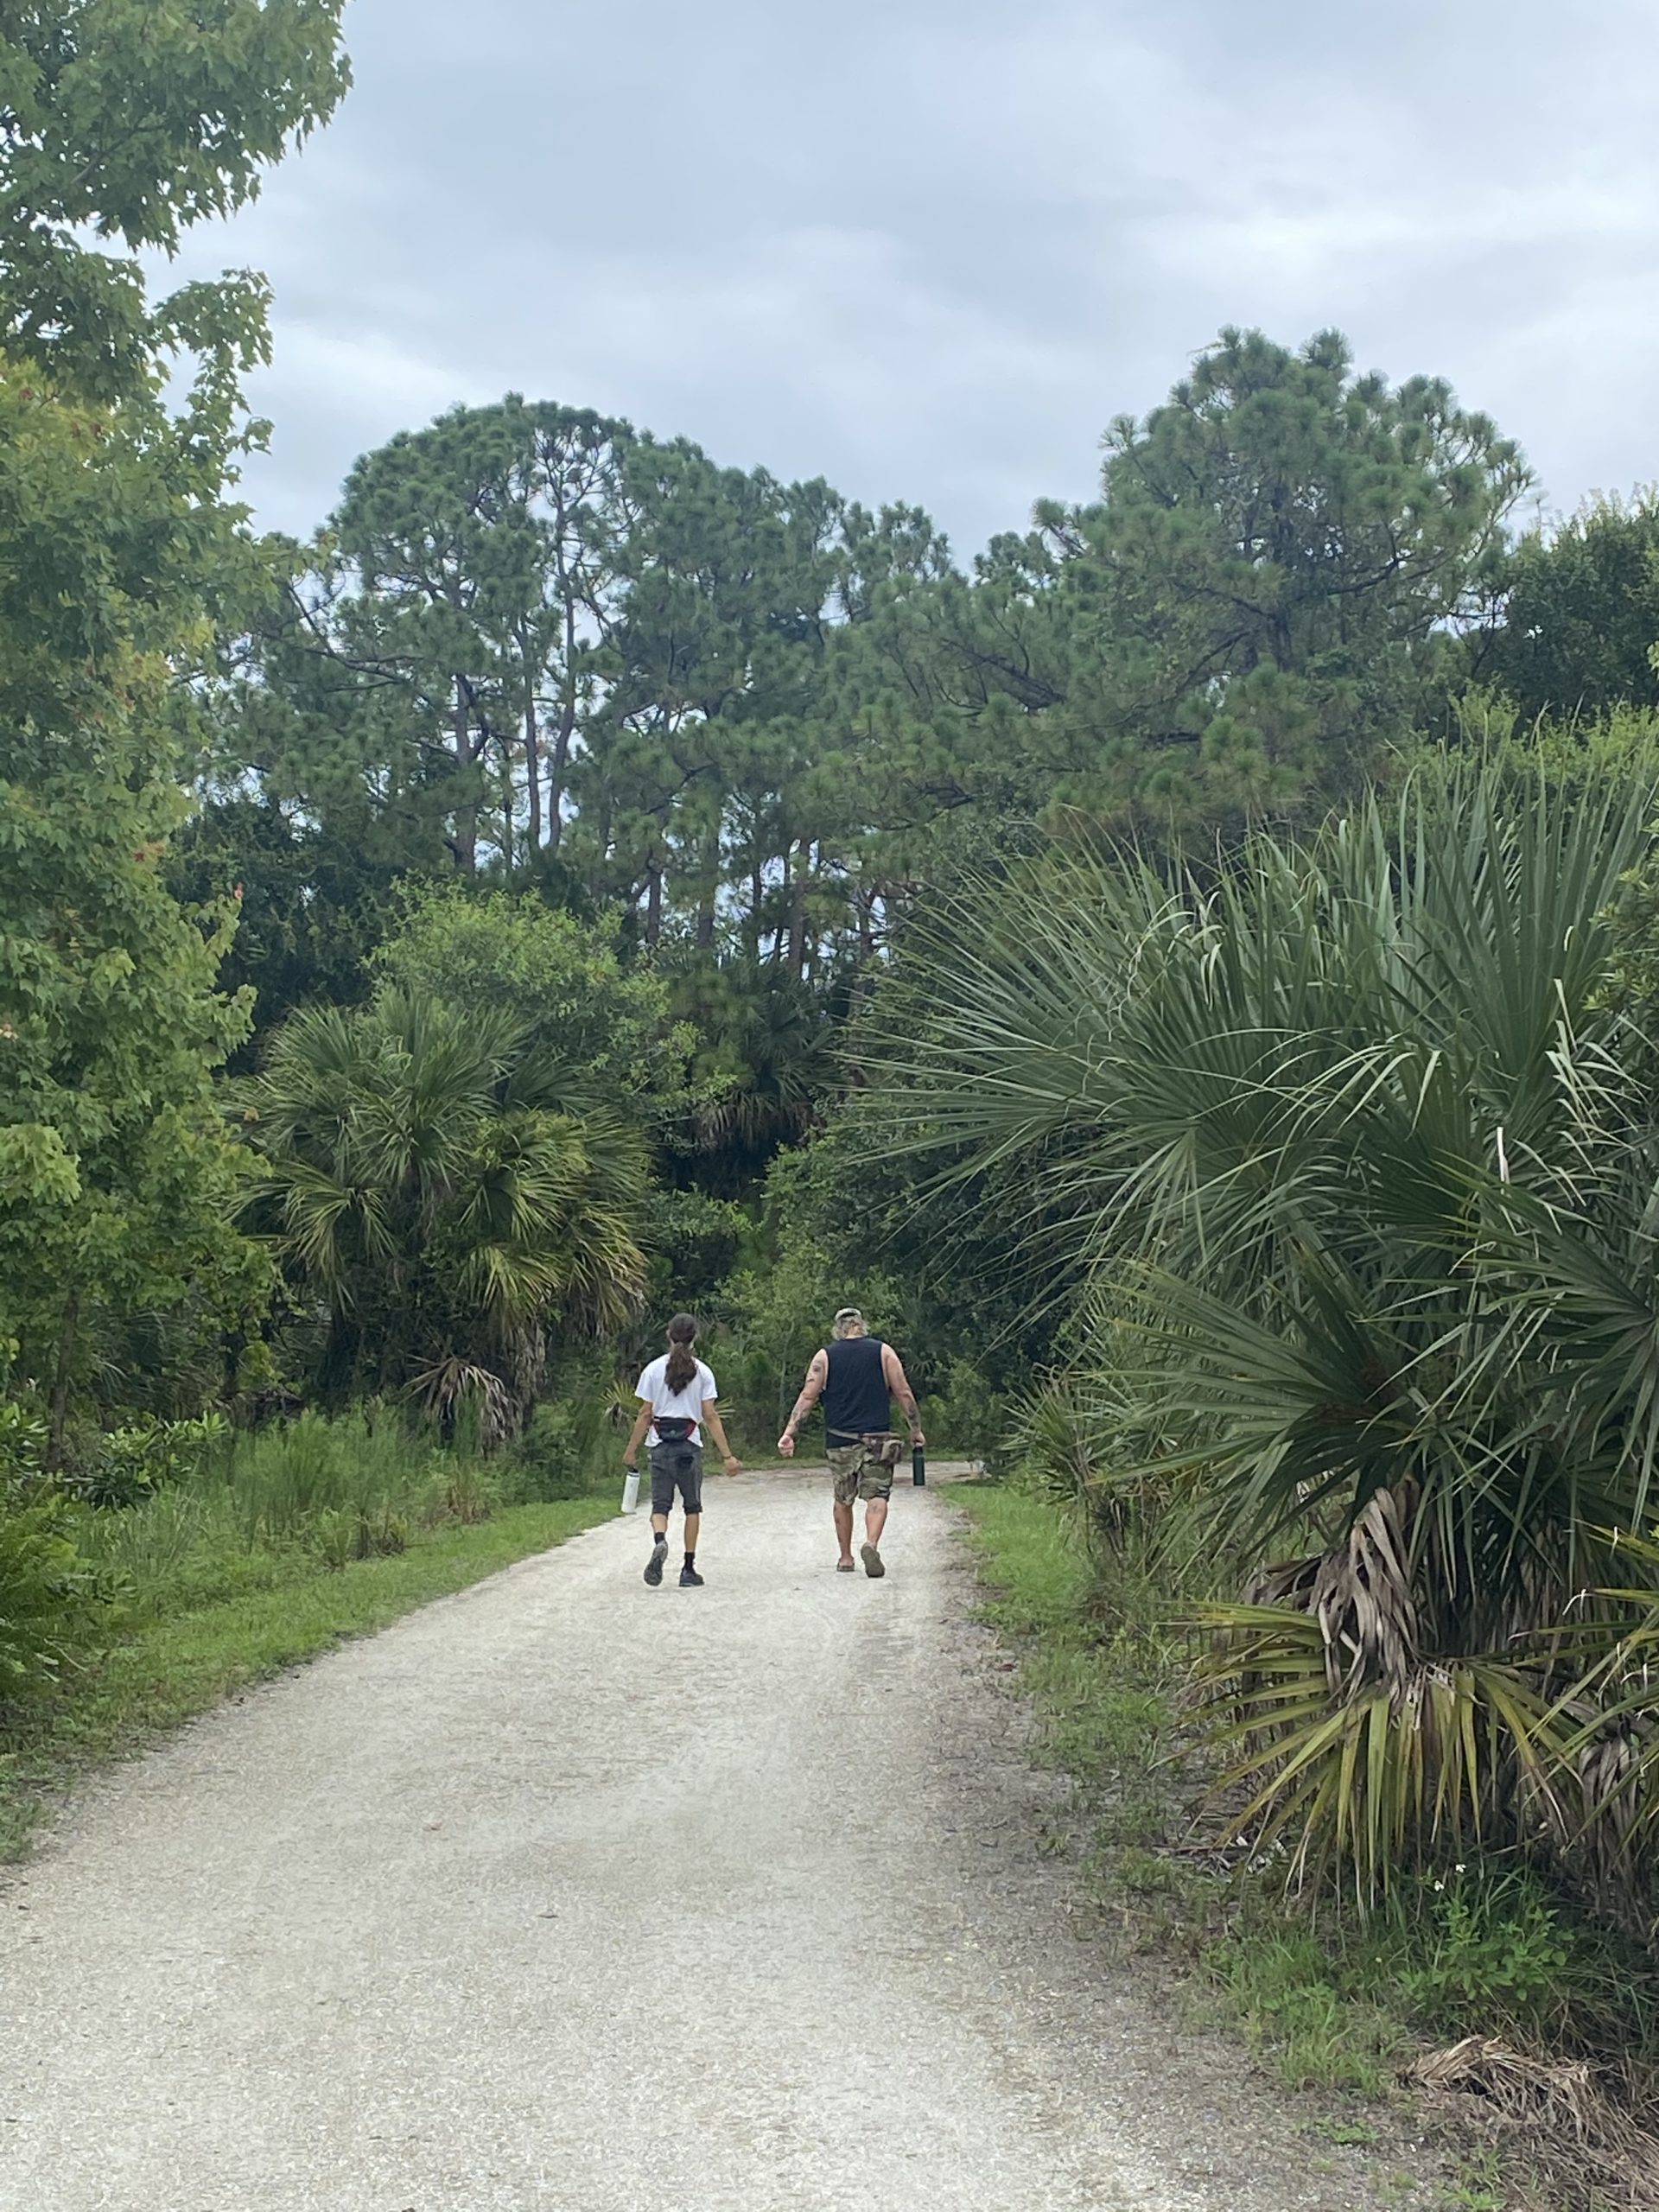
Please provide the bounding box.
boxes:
[636,1354,718,1447]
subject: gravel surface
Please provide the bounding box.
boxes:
[0,1471,1441,2211]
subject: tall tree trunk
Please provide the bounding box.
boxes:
[546,695,576,854]
[846,882,880,1082]
[46,1291,79,1473]
[453,677,477,874]
[588,799,613,909]
[645,864,664,947]
[547,594,582,855]
[524,690,543,853]
[787,837,810,981]
[768,843,790,964]
[696,825,719,950]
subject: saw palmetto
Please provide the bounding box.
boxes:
[874,761,1659,1902]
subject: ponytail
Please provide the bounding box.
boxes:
[664,1313,699,1394]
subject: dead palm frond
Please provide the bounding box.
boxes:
[1410,2037,1659,2209]
[407,1357,516,1446]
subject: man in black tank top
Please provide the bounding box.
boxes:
[779,1308,925,1578]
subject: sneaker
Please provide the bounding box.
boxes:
[644,1537,667,1587]
[679,1564,705,1587]
[861,1541,886,1580]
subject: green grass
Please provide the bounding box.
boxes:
[949,1478,1094,1633]
[949,1479,1183,1859]
[1209,1919,1408,2096]
[0,1494,613,1861]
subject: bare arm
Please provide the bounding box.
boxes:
[701,1397,741,1474]
[883,1344,925,1444]
[623,1400,653,1467]
[778,1350,829,1458]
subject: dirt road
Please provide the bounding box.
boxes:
[0,1473,1434,2211]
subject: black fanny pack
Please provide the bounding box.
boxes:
[655,1415,696,1445]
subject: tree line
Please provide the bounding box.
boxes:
[189,334,1582,1032]
[10,1,1659,1467]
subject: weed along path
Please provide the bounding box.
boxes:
[0,1474,1434,2212]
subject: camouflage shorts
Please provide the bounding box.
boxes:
[827,1433,903,1505]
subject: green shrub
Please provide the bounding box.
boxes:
[918,1358,1004,1461]
[62,1414,230,1510]
[0,1492,118,1700]
[1388,1866,1571,2031]
[643,1188,749,1307]
[428,1462,493,1527]
[1346,1863,1659,2063]
[313,1503,410,1570]
[506,1398,608,1502]
[0,1402,45,1484]
[1214,1859,1659,2094]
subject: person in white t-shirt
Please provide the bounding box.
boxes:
[622,1313,741,1587]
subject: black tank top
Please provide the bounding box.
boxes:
[823,1335,892,1444]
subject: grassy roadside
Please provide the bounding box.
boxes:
[0,1493,615,1862]
[946,1479,1659,2212]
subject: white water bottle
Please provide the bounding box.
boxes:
[621,1468,641,1515]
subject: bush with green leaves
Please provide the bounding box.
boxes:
[0,1491,118,1704]
[1387,1865,1572,2034]
[60,1414,230,1510]
[372,883,690,1112]
[914,1358,1004,1462]
[0,1403,46,1486]
[506,1395,611,1502]
[642,1188,751,1310]
[873,757,1659,1911]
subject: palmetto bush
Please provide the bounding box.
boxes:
[876,767,1659,1908]
[243,989,648,1431]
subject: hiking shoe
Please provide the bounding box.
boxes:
[644,1537,668,1587]
[861,1542,886,1580]
[679,1563,705,1587]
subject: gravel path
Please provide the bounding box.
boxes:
[0,1472,1438,2212]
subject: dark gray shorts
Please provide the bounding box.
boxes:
[650,1440,704,1517]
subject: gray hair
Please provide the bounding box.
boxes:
[832,1308,866,1339]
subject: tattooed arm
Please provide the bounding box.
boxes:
[777,1349,829,1458]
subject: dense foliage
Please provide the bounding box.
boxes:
[16,4,1659,2006]
[867,758,1659,1918]
[0,0,348,1459]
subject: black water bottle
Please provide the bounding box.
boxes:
[912,1441,926,1487]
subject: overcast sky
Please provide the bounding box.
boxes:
[163,0,1659,558]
